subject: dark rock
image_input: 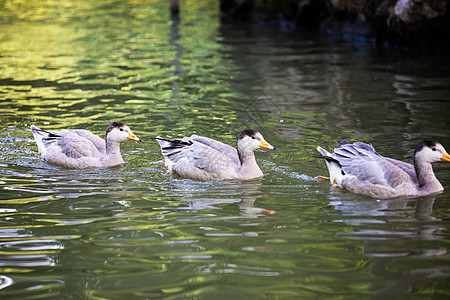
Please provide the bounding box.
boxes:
[220,0,255,23]
[371,0,450,50]
[295,0,331,28]
[219,0,450,51]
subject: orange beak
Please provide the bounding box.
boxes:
[441,151,450,162]
[127,131,141,142]
[260,139,275,150]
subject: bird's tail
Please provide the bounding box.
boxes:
[315,146,343,187]
[151,137,193,172]
[30,125,49,158]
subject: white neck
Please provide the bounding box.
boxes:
[238,149,263,179]
[103,140,125,166]
[414,160,443,195]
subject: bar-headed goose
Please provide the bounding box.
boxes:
[31,122,141,168]
[315,140,450,199]
[154,129,275,181]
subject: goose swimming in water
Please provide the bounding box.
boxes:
[154,129,275,181]
[315,140,450,199]
[31,122,141,168]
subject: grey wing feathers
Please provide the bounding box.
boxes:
[190,143,239,173]
[190,135,239,166]
[383,157,417,184]
[156,136,240,177]
[32,126,104,158]
[44,130,103,160]
[68,129,106,154]
[333,143,388,186]
[334,142,414,188]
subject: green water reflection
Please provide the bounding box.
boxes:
[1,0,450,299]
[1,0,238,137]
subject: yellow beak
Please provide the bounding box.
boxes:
[441,151,450,162]
[260,139,275,150]
[127,131,141,142]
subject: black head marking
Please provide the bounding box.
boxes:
[238,129,258,140]
[105,122,126,139]
[414,140,437,155]
[111,122,125,128]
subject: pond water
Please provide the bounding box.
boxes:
[1,0,450,298]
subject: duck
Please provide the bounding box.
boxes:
[154,129,275,181]
[30,122,141,168]
[315,140,450,199]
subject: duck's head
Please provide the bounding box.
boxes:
[237,129,274,152]
[105,122,141,143]
[415,140,450,163]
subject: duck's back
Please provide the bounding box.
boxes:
[41,130,104,168]
[158,136,240,180]
[67,129,106,154]
[333,142,418,197]
[190,135,240,166]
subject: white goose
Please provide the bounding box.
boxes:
[31,122,141,168]
[316,140,450,199]
[154,129,275,181]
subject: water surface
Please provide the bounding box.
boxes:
[1,0,450,298]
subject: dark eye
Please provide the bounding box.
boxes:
[432,148,436,151]
[251,136,256,140]
[120,128,124,131]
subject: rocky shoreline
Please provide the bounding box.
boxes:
[220,0,450,52]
